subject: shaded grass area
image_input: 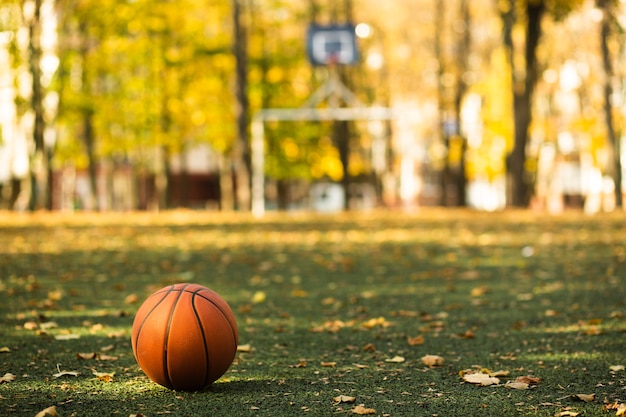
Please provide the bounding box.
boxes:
[0,209,625,416]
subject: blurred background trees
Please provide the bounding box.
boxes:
[0,0,624,213]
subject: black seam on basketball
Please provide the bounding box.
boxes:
[133,285,175,362]
[191,289,211,388]
[192,291,238,352]
[163,284,190,389]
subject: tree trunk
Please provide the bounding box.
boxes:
[598,0,623,208]
[233,0,251,211]
[503,0,545,207]
[27,0,49,210]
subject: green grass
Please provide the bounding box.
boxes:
[1,209,625,416]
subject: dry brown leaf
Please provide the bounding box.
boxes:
[352,405,376,415]
[334,395,356,403]
[0,372,16,383]
[362,343,376,352]
[421,354,444,367]
[407,335,424,346]
[34,406,58,417]
[489,370,510,377]
[516,375,541,385]
[571,393,595,402]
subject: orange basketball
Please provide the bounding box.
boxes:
[131,283,238,391]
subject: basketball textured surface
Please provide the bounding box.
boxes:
[131,283,238,391]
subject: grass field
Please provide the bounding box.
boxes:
[0,209,625,417]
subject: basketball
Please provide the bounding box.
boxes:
[131,283,238,391]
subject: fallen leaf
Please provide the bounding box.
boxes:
[463,372,500,386]
[610,365,625,372]
[52,370,79,378]
[334,395,356,403]
[92,369,115,382]
[571,393,594,402]
[237,344,252,353]
[407,335,424,346]
[0,372,16,383]
[505,381,529,390]
[321,361,337,367]
[361,316,393,329]
[251,291,266,304]
[34,406,58,417]
[0,346,10,353]
[385,356,405,363]
[23,321,38,330]
[490,370,511,377]
[362,343,376,352]
[77,352,96,360]
[555,411,580,417]
[55,334,80,340]
[516,375,541,385]
[352,405,376,415]
[290,359,307,368]
[124,294,139,304]
[421,354,444,367]
[616,404,626,416]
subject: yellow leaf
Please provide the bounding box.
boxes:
[504,381,529,390]
[421,354,445,367]
[407,335,424,346]
[352,405,376,415]
[55,334,80,341]
[237,344,252,353]
[0,347,9,353]
[333,395,356,403]
[385,356,405,363]
[555,411,580,417]
[0,372,16,383]
[92,369,115,382]
[251,291,266,304]
[572,393,595,402]
[34,406,58,417]
[616,404,626,416]
[610,365,625,372]
[321,361,337,367]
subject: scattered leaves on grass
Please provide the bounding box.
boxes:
[352,405,376,415]
[0,372,16,383]
[421,354,444,367]
[34,406,58,417]
[361,316,393,329]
